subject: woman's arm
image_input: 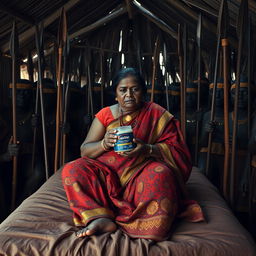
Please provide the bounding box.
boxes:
[80,118,117,159]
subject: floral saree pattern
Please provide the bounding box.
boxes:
[62,102,204,240]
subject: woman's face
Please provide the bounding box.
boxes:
[116,75,143,112]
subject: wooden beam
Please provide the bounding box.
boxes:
[165,0,216,34]
[0,3,35,25]
[183,0,236,28]
[0,3,56,39]
[69,5,127,39]
[132,0,177,39]
[182,0,219,18]
[74,44,176,55]
[1,0,81,53]
[125,0,133,19]
[165,0,236,47]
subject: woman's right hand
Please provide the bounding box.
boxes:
[103,129,118,149]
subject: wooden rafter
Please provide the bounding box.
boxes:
[69,5,127,40]
[74,44,176,55]
[0,3,55,39]
[0,3,35,25]
[165,0,216,33]
[1,0,81,53]
[125,0,133,19]
[182,0,236,28]
[132,0,177,39]
[165,0,236,47]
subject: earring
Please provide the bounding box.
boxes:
[115,97,118,101]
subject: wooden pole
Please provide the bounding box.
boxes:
[35,24,49,179]
[205,0,226,177]
[54,8,67,172]
[222,38,230,199]
[195,13,202,165]
[151,35,160,102]
[178,24,185,136]
[183,23,187,141]
[163,42,170,111]
[230,0,248,207]
[100,47,105,108]
[10,21,18,210]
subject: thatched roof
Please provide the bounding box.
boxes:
[0,0,255,86]
[0,0,255,53]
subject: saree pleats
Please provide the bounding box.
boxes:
[62,102,204,240]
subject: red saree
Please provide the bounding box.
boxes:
[62,102,204,241]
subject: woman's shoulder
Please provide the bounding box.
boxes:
[95,105,116,127]
[146,102,173,117]
[109,104,119,119]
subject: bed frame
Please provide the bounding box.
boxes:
[0,167,255,256]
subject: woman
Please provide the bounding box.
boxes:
[62,68,204,241]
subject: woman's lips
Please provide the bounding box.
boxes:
[125,99,135,103]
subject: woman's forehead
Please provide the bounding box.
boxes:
[117,76,139,87]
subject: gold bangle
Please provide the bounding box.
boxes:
[101,139,110,151]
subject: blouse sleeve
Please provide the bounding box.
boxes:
[95,107,114,127]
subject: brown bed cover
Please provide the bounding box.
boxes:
[0,167,255,256]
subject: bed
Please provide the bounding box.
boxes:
[0,167,255,256]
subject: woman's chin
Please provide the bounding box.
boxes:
[125,104,141,111]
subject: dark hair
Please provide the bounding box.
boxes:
[112,67,147,95]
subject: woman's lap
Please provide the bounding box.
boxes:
[62,158,179,239]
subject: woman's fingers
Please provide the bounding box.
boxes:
[104,129,118,148]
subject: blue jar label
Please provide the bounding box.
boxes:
[114,132,135,152]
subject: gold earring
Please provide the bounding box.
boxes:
[115,97,117,101]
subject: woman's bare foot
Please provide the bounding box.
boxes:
[76,218,117,237]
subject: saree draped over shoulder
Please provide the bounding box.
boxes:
[62,102,204,241]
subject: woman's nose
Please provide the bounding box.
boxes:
[126,89,132,96]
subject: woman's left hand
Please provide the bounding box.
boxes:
[118,138,147,157]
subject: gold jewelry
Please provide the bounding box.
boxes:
[119,106,140,128]
[101,139,110,151]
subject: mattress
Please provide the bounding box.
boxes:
[0,167,255,256]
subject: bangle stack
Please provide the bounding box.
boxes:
[101,139,110,151]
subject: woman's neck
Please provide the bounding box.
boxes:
[118,103,143,116]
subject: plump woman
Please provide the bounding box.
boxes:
[62,67,204,241]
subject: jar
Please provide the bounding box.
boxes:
[114,125,135,152]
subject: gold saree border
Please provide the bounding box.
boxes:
[157,142,187,197]
[117,215,173,241]
[149,111,173,144]
[157,143,178,170]
[117,215,171,230]
[74,208,114,226]
[119,155,147,186]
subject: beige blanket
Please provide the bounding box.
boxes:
[0,167,255,256]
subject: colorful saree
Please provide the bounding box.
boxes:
[62,102,204,241]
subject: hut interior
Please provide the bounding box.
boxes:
[0,0,256,255]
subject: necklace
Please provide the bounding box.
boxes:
[119,107,141,128]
